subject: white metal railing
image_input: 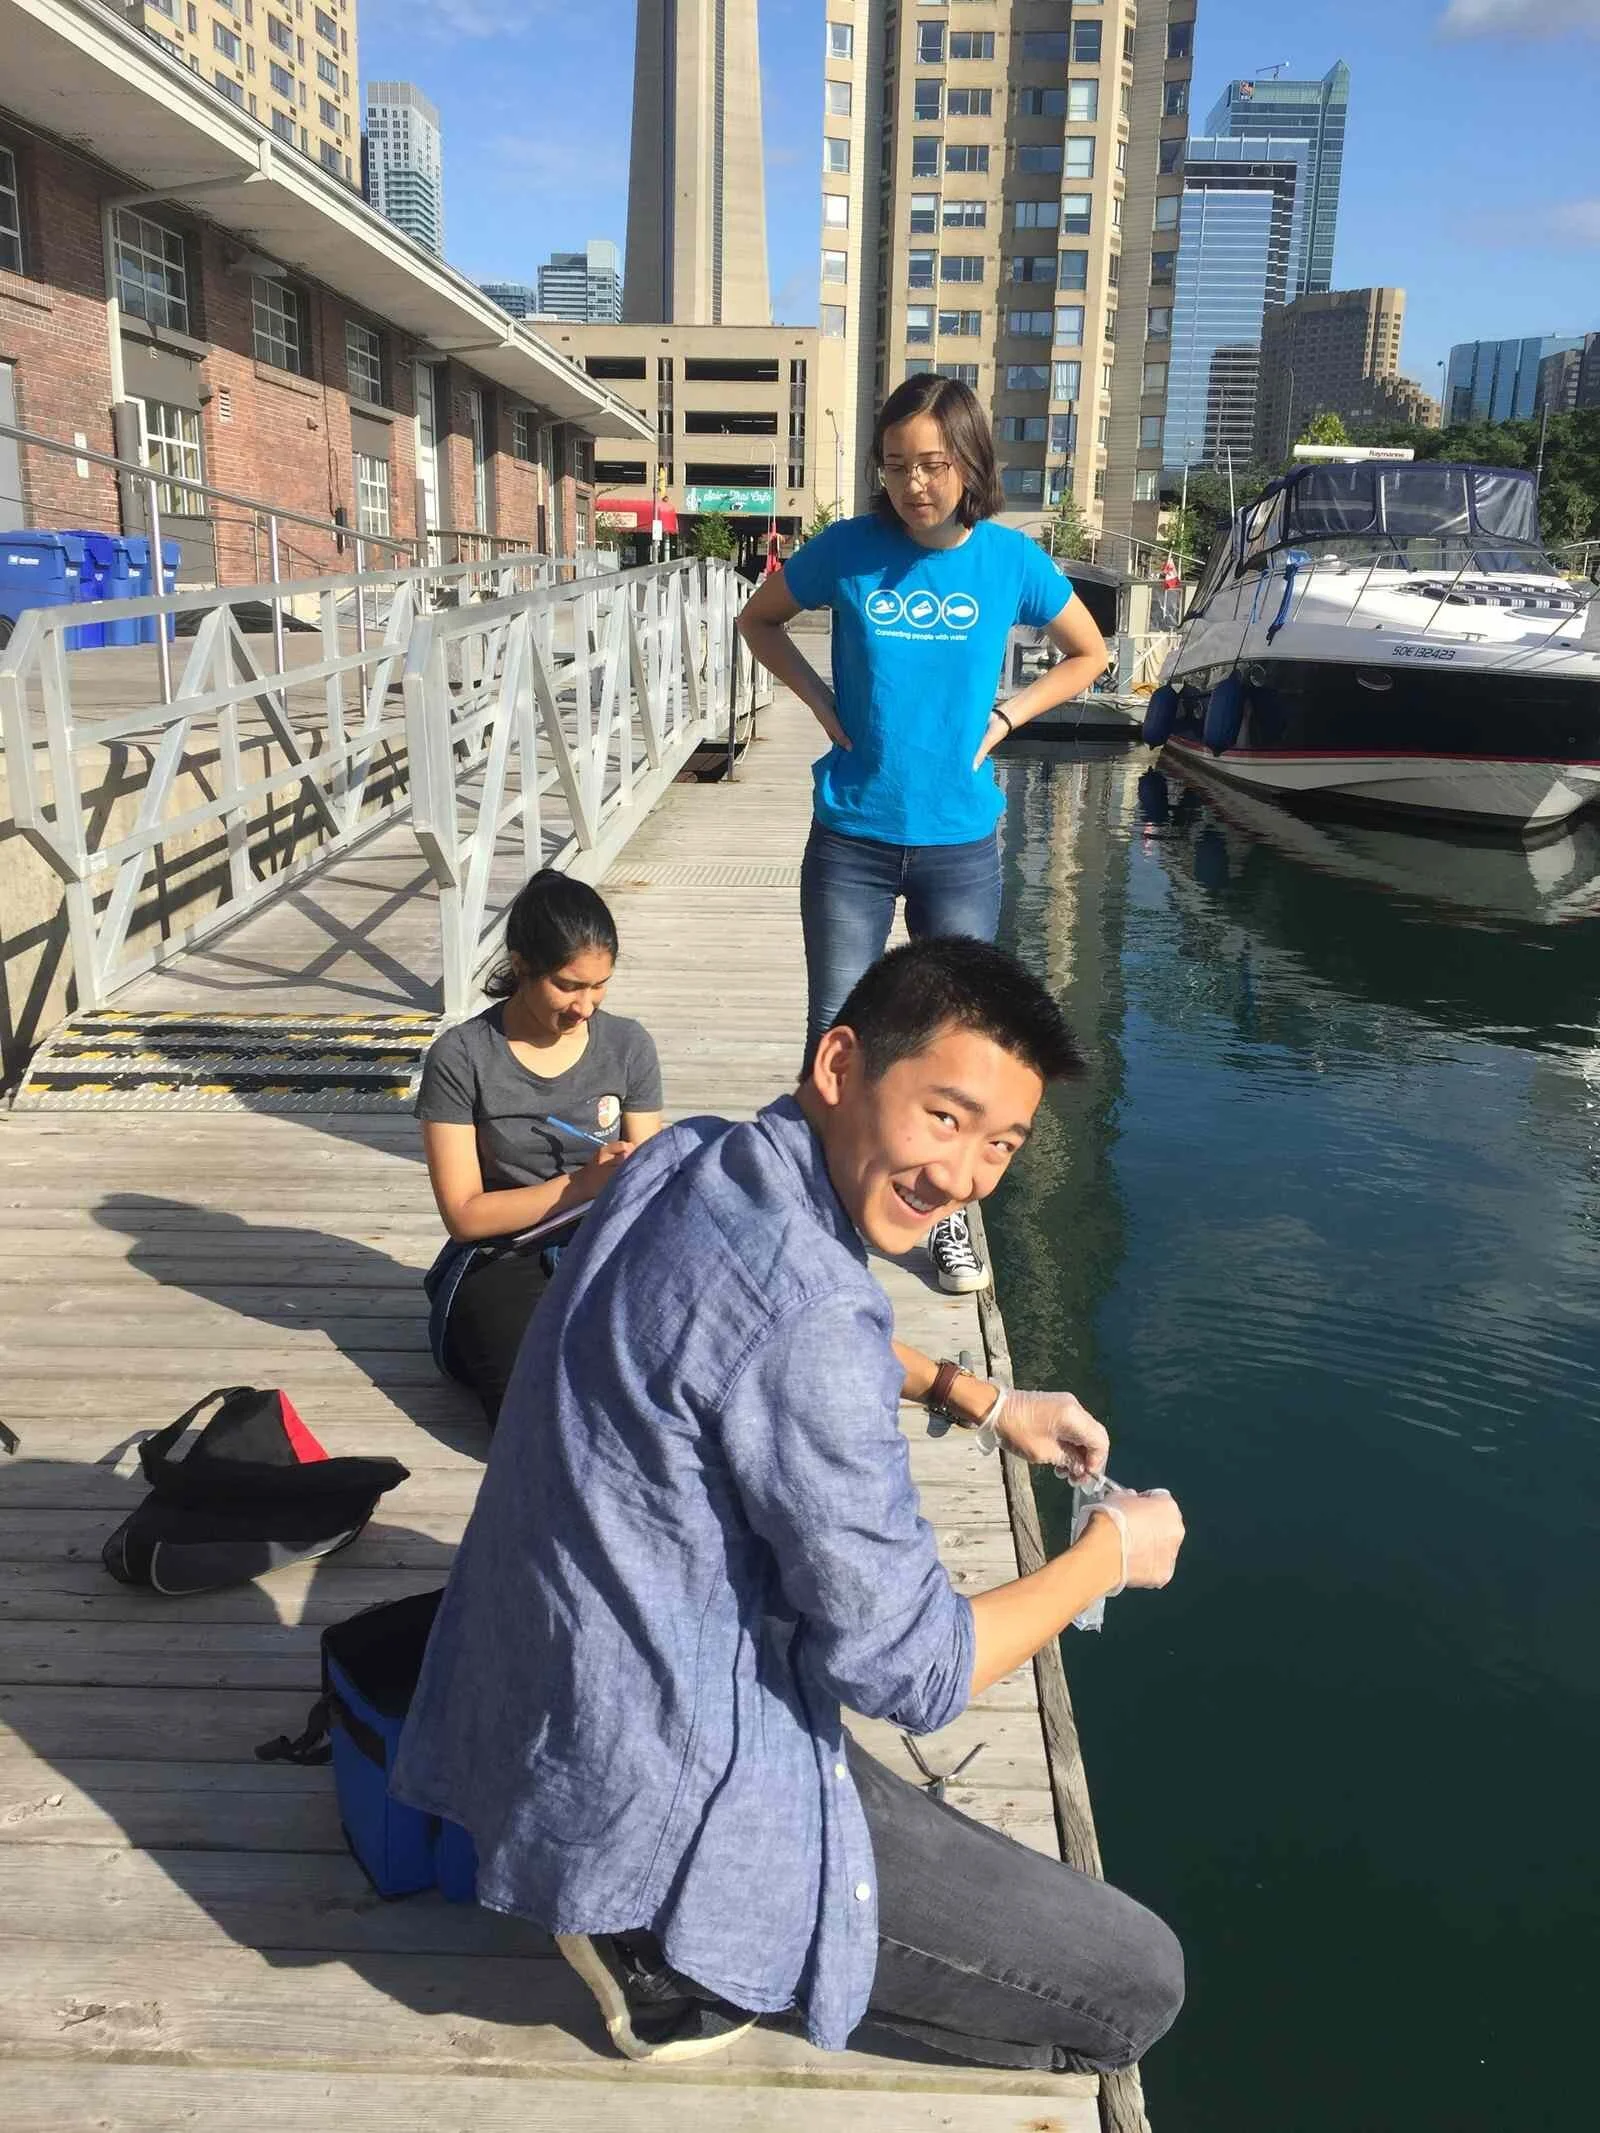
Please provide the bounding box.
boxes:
[0,553,766,1022]
[405,557,769,1017]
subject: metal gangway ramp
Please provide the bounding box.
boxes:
[0,556,1117,2132]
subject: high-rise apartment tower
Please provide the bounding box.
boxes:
[818,2,1196,563]
[364,81,444,257]
[539,241,626,324]
[1254,286,1408,459]
[1204,64,1349,297]
[114,0,361,186]
[624,0,770,324]
[1445,334,1587,425]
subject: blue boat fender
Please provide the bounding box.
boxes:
[1142,682,1179,746]
[1203,671,1245,755]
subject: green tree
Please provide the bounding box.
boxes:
[802,501,837,542]
[688,510,736,561]
[1298,409,1350,447]
[1045,486,1093,560]
[1162,503,1204,573]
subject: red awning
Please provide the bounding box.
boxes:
[593,500,679,534]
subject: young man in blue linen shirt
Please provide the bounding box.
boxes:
[394,937,1187,2073]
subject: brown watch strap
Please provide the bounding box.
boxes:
[927,1358,961,1419]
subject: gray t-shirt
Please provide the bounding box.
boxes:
[416,1004,663,1192]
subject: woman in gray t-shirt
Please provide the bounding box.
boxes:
[416,869,664,1424]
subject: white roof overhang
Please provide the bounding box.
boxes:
[1,0,651,440]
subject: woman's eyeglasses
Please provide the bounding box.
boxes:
[882,457,955,484]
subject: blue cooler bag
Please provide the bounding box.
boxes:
[258,1587,477,1900]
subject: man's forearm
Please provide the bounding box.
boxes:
[893,1339,997,1427]
[968,1516,1123,1695]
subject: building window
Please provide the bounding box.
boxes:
[906,306,934,345]
[215,74,245,105]
[1073,21,1102,62]
[318,49,338,85]
[0,146,21,274]
[828,21,853,58]
[1017,144,1062,175]
[946,143,989,173]
[1101,363,1115,393]
[213,21,240,60]
[1115,140,1127,171]
[1008,310,1053,338]
[1154,195,1181,233]
[1010,255,1053,283]
[272,109,295,140]
[346,319,382,402]
[319,95,340,128]
[1013,201,1053,230]
[683,409,779,436]
[1124,22,1136,60]
[822,248,848,284]
[998,415,1047,442]
[824,137,851,173]
[319,141,342,173]
[1064,138,1095,177]
[1018,88,1065,118]
[1094,468,1106,500]
[514,412,540,462]
[1053,306,1085,344]
[826,79,853,117]
[949,31,994,59]
[917,22,945,61]
[269,59,293,95]
[1052,361,1082,400]
[143,399,203,518]
[824,193,850,227]
[1147,307,1172,339]
[1050,411,1077,451]
[253,276,307,373]
[1002,466,1044,501]
[1067,81,1099,122]
[1006,365,1050,392]
[114,210,190,332]
[1098,414,1112,447]
[1164,81,1189,118]
[1062,193,1092,235]
[268,13,292,50]
[1112,195,1123,227]
[941,254,984,283]
[1103,308,1117,342]
[938,362,980,386]
[946,88,992,116]
[314,5,337,39]
[910,138,938,178]
[1134,469,1160,501]
[1021,31,1068,60]
[1159,137,1183,175]
[909,249,936,287]
[1142,360,1167,393]
[1150,250,1177,286]
[943,199,985,228]
[905,359,934,377]
[1140,415,1164,448]
[1168,21,1193,59]
[938,309,982,335]
[909,194,938,234]
[913,80,942,121]
[354,451,392,535]
[821,303,846,338]
[1058,250,1088,291]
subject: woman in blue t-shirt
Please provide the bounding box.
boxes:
[737,375,1109,1293]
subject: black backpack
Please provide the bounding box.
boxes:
[101,1385,409,1594]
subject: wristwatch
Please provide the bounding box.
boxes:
[927,1359,1007,1435]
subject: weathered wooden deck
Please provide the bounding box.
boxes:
[0,676,1101,2129]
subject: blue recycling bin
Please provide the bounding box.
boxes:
[60,530,140,648]
[0,530,87,647]
[124,535,180,644]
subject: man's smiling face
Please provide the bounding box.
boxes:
[804,1022,1043,1255]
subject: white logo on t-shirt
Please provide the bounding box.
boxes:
[864,585,980,638]
[865,589,904,625]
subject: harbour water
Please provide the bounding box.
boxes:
[991,746,1600,2133]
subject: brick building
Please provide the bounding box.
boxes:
[0,0,648,580]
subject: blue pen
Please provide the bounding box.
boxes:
[546,1113,606,1147]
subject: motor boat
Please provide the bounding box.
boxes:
[1144,459,1600,831]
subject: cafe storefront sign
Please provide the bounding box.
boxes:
[685,485,777,515]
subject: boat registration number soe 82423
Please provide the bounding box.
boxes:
[1390,643,1459,661]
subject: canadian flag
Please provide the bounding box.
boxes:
[1160,554,1181,591]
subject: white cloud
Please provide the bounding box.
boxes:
[1438,0,1600,37]
[1469,197,1600,247]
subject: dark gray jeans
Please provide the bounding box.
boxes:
[851,1736,1185,2073]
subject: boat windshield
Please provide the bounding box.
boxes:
[1273,463,1553,574]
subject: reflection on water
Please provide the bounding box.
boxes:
[991,747,1600,2133]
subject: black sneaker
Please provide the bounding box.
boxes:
[927,1207,990,1295]
[555,1931,758,2063]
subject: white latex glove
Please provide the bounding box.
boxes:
[991,1388,1110,1481]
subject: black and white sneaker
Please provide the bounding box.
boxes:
[927,1207,990,1295]
[555,1931,758,2063]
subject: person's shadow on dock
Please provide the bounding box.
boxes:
[90,1192,484,1457]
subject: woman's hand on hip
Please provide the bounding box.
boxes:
[812,688,852,752]
[972,711,1009,770]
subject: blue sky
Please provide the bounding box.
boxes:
[363,0,1600,391]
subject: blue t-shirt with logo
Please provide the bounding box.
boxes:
[781,512,1074,845]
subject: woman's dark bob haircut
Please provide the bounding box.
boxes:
[870,375,1003,530]
[484,868,620,999]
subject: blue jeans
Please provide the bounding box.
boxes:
[801,820,1002,1068]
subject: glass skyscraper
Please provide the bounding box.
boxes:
[1443,334,1587,425]
[1204,63,1349,297]
[1164,135,1310,469]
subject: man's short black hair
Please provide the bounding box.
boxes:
[828,938,1082,1085]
